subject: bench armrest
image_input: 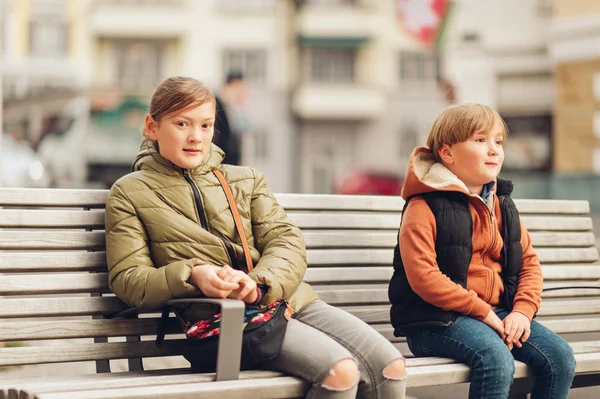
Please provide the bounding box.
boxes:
[111,298,245,381]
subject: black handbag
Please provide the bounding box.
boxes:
[181,169,293,372]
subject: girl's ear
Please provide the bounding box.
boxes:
[438,144,454,165]
[145,114,158,141]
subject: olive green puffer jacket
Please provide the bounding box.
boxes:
[105,141,317,322]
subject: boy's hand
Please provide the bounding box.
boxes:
[190,264,239,298]
[503,311,531,350]
[482,309,506,339]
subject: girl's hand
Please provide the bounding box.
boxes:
[218,265,258,303]
[190,264,239,298]
[503,312,531,350]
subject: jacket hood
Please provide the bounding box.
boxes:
[401,146,472,199]
[132,139,225,176]
[401,146,513,200]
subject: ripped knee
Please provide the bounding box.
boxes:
[383,358,407,380]
[322,358,360,390]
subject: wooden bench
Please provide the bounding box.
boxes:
[1,188,600,399]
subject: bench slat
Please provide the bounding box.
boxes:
[0,209,105,229]
[375,317,600,342]
[339,299,600,324]
[0,231,105,250]
[307,248,599,265]
[289,213,594,231]
[9,371,286,399]
[0,188,590,215]
[305,264,600,284]
[3,273,598,300]
[0,228,590,256]
[0,318,182,342]
[0,251,106,272]
[303,231,595,248]
[0,188,108,208]
[32,376,308,399]
[0,339,188,367]
[0,273,108,295]
[0,297,126,318]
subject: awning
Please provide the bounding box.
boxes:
[297,36,370,48]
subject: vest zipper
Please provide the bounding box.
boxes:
[182,169,239,269]
[480,201,496,303]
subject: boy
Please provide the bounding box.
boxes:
[388,104,575,398]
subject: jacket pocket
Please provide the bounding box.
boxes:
[467,268,493,301]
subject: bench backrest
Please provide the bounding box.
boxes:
[0,188,598,372]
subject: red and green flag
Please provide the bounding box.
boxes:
[396,0,453,49]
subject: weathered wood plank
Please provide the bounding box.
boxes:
[0,297,126,318]
[289,213,594,231]
[0,231,105,250]
[340,299,600,324]
[0,209,105,229]
[0,340,189,367]
[0,252,106,272]
[306,247,599,266]
[303,230,596,248]
[0,188,589,215]
[33,377,309,399]
[11,371,285,399]
[0,318,182,342]
[0,188,108,208]
[0,273,108,295]
[305,264,600,284]
[521,216,593,231]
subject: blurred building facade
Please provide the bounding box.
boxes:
[2,0,90,187]
[292,0,446,193]
[443,0,554,173]
[548,0,600,174]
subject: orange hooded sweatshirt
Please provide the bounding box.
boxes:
[399,147,543,321]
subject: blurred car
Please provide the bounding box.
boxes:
[336,170,404,196]
[2,133,52,188]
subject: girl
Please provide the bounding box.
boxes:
[105,76,406,398]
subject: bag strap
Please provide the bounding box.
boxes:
[213,169,254,273]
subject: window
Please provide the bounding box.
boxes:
[399,51,440,83]
[307,48,356,83]
[223,50,267,84]
[29,0,69,57]
[113,41,166,90]
[219,0,275,13]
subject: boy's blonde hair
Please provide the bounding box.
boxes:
[141,76,215,139]
[426,103,508,162]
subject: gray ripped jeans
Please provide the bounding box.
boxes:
[263,300,406,399]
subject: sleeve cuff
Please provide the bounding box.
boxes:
[470,299,492,320]
[512,301,537,320]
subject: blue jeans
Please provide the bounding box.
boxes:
[406,309,576,399]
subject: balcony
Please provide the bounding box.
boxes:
[293,85,385,119]
[296,2,376,38]
[89,0,189,37]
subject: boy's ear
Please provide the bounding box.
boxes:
[438,144,454,165]
[145,114,159,141]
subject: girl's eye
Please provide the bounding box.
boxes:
[475,137,485,142]
[496,140,504,146]
[177,121,188,127]
[202,123,213,129]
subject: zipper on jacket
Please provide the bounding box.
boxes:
[479,201,496,302]
[182,169,240,269]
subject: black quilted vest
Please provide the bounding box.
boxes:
[388,179,522,337]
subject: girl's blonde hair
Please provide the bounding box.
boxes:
[141,76,215,138]
[426,103,508,162]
